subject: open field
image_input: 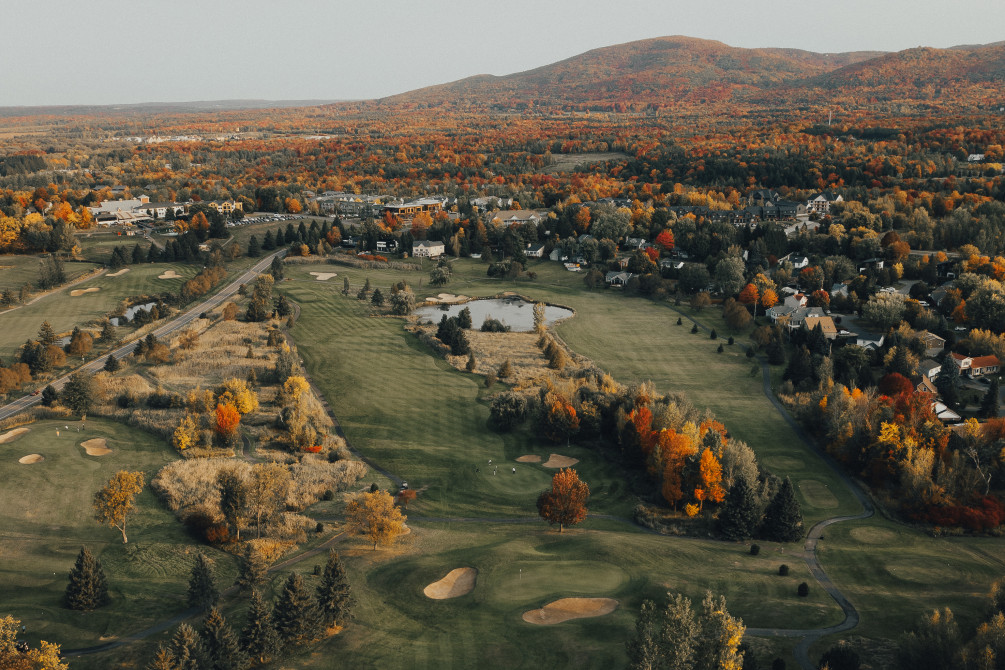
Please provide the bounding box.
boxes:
[540,151,630,175]
[278,258,1005,667]
[0,417,239,651]
[0,262,198,357]
[0,255,99,292]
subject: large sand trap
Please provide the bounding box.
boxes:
[81,438,112,456]
[18,454,44,464]
[425,293,469,304]
[0,427,29,444]
[522,597,619,625]
[158,270,181,279]
[516,455,542,463]
[70,287,100,297]
[542,454,579,468]
[106,268,130,277]
[423,567,478,599]
[309,272,338,281]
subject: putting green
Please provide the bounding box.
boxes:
[849,526,897,545]
[491,560,630,603]
[885,556,964,585]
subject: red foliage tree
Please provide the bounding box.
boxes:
[214,403,241,438]
[536,468,590,532]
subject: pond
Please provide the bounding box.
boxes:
[110,302,156,326]
[414,297,573,332]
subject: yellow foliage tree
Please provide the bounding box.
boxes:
[219,378,259,414]
[93,471,145,543]
[345,490,406,550]
[172,414,199,451]
[0,614,68,669]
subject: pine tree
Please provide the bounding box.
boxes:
[146,244,160,263]
[146,645,176,670]
[170,623,207,670]
[497,359,513,379]
[241,590,281,665]
[65,546,109,611]
[759,477,804,542]
[41,384,59,406]
[200,607,249,670]
[247,235,260,258]
[316,549,354,629]
[272,572,320,646]
[188,553,220,612]
[980,375,1000,418]
[466,352,476,372]
[936,359,962,409]
[717,476,759,541]
[626,599,663,670]
[269,255,285,281]
[235,544,268,591]
[132,243,144,264]
[104,354,121,373]
[262,230,275,251]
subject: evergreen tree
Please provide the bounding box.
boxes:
[272,572,320,647]
[61,372,94,415]
[200,607,249,670]
[109,246,126,270]
[693,592,745,670]
[759,477,804,542]
[284,224,296,245]
[169,623,207,670]
[247,235,260,258]
[132,243,144,264]
[38,320,57,346]
[935,359,962,410]
[241,590,281,665]
[370,288,384,306]
[146,244,160,263]
[980,375,1000,418]
[146,645,176,670]
[457,306,472,329]
[783,346,814,384]
[41,384,59,406]
[717,476,759,541]
[104,354,121,373]
[188,553,220,612]
[274,295,293,317]
[64,546,109,611]
[269,255,285,281]
[626,599,664,670]
[99,319,115,342]
[806,322,830,356]
[236,544,268,591]
[316,549,354,629]
[262,230,275,251]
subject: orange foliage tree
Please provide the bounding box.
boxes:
[214,402,241,439]
[536,468,590,532]
[694,448,725,511]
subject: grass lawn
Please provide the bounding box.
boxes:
[0,255,100,293]
[264,522,839,669]
[0,263,199,357]
[0,417,239,652]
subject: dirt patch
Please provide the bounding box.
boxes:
[425,293,469,304]
[70,287,100,297]
[522,597,619,625]
[81,438,112,456]
[0,427,29,444]
[423,567,478,599]
[106,268,130,278]
[18,454,43,464]
[516,455,542,463]
[542,454,579,469]
[158,270,181,279]
[309,272,338,281]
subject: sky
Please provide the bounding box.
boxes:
[3,0,1004,107]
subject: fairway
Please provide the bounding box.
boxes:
[0,417,239,650]
[0,262,197,357]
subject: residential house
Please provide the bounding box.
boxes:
[806,191,843,215]
[549,248,568,262]
[803,316,838,339]
[915,330,946,358]
[489,210,544,227]
[411,240,445,258]
[858,257,885,272]
[789,255,810,269]
[933,401,962,423]
[917,376,938,395]
[624,237,647,250]
[525,243,546,258]
[855,331,885,351]
[917,359,942,381]
[605,271,633,286]
[950,353,1001,378]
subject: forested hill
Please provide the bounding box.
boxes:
[376,35,1005,112]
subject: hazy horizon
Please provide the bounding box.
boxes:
[4,0,1004,107]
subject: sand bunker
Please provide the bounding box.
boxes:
[0,427,29,444]
[542,454,579,468]
[81,438,112,456]
[516,455,542,463]
[522,597,619,625]
[106,268,130,277]
[426,293,469,304]
[18,454,44,464]
[423,567,477,599]
[70,287,100,297]
[309,272,338,281]
[158,270,181,279]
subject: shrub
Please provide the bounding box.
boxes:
[746,348,756,358]
[676,317,682,325]
[728,336,734,345]
[749,544,760,556]
[315,522,324,534]
[690,323,699,334]
[797,582,809,597]
[717,344,724,353]
[480,318,510,332]
[710,329,718,340]
[778,564,789,576]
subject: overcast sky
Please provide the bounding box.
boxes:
[3,0,1004,107]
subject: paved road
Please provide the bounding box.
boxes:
[0,250,286,423]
